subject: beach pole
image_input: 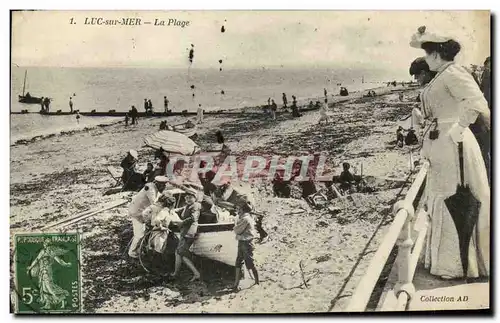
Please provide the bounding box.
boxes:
[41,199,128,230]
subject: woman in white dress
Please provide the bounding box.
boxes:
[410,26,490,279]
[318,99,329,124]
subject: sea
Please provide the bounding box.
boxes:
[10,66,395,144]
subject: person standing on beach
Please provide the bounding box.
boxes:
[76,111,80,124]
[318,99,329,124]
[144,99,148,113]
[164,96,169,113]
[410,26,490,279]
[43,97,50,112]
[125,113,129,127]
[40,97,45,112]
[130,106,138,125]
[197,104,204,124]
[69,97,73,113]
[170,187,201,282]
[324,88,328,99]
[232,201,259,291]
[291,99,301,118]
[148,99,153,113]
[271,99,277,121]
[121,150,138,189]
[127,176,168,258]
[282,93,288,110]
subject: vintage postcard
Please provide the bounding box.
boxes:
[10,10,491,314]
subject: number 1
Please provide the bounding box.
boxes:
[70,18,75,24]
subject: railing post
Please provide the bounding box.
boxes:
[393,200,416,310]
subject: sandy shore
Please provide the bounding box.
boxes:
[10,86,421,313]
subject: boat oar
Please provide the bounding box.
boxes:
[41,199,128,231]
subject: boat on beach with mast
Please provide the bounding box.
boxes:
[18,70,43,104]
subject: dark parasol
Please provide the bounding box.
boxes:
[444,142,481,278]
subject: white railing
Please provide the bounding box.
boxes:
[345,161,430,312]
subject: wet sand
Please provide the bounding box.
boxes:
[10,86,422,313]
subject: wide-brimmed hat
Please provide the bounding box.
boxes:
[129,149,138,159]
[154,175,169,183]
[410,26,453,49]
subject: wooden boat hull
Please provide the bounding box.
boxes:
[18,95,42,104]
[191,223,237,266]
[172,222,237,266]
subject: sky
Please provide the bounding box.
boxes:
[11,10,490,74]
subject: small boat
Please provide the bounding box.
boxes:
[180,222,237,266]
[18,70,43,104]
[168,190,237,266]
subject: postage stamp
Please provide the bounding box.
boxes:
[13,232,82,314]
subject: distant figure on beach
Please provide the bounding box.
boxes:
[270,99,277,120]
[43,97,51,112]
[76,111,80,124]
[40,97,45,112]
[144,99,148,112]
[197,104,204,124]
[121,150,139,190]
[318,99,329,124]
[69,97,73,113]
[396,126,404,148]
[339,162,356,193]
[364,90,376,97]
[292,95,297,106]
[282,93,288,109]
[130,106,138,125]
[324,88,328,99]
[159,120,168,130]
[291,100,302,118]
[272,168,291,198]
[164,96,169,113]
[405,128,418,146]
[148,99,153,113]
[125,113,129,127]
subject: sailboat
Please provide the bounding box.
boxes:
[18,70,43,104]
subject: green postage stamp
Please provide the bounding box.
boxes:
[13,232,82,314]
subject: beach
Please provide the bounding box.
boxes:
[10,86,421,313]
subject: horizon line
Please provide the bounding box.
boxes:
[11,63,393,71]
